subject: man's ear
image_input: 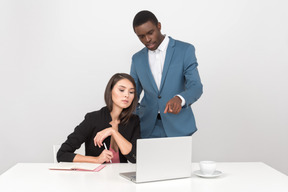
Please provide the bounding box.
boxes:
[157,22,161,31]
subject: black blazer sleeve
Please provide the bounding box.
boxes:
[57,113,96,162]
[122,115,141,163]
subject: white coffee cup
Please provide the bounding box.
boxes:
[199,161,216,175]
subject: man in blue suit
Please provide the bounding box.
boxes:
[130,10,203,138]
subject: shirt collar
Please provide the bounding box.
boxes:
[157,35,169,52]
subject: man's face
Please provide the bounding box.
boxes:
[134,21,164,51]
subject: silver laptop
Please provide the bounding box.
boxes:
[120,136,192,183]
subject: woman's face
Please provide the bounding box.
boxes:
[111,78,135,110]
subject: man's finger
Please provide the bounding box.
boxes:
[164,104,169,113]
[175,106,181,114]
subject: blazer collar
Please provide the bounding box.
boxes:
[159,37,175,93]
[140,48,159,93]
[141,37,176,94]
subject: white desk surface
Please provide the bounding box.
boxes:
[0,162,287,192]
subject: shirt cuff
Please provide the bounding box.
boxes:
[176,95,186,107]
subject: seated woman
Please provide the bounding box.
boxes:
[57,73,140,163]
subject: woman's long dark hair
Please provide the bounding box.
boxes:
[104,73,138,125]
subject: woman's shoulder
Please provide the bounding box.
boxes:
[85,106,109,119]
[129,114,140,124]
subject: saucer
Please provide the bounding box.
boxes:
[193,170,222,178]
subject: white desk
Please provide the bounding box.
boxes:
[0,162,287,192]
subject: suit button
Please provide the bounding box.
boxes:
[158,95,161,99]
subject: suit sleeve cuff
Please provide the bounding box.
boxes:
[176,95,186,107]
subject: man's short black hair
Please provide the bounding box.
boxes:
[133,10,158,30]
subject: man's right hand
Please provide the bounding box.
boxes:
[164,96,182,114]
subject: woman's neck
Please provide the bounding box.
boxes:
[110,107,122,123]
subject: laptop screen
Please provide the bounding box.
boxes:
[135,136,192,183]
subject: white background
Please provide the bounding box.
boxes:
[0,0,287,175]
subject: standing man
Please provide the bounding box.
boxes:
[130,10,203,138]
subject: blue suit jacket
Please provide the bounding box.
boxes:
[130,37,203,137]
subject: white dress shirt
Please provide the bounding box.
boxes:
[148,35,185,106]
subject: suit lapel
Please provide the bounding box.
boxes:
[159,37,175,93]
[141,48,159,93]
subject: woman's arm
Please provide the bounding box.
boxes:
[94,127,132,155]
[57,112,97,163]
[73,150,113,164]
[111,129,132,155]
[122,116,141,163]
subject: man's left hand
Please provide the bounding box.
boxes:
[164,96,182,114]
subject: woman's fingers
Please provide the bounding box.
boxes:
[94,134,99,147]
[94,133,104,148]
[100,149,113,163]
[93,128,112,148]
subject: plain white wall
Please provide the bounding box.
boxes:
[0,0,287,175]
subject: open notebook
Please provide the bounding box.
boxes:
[49,162,106,172]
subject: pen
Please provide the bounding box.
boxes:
[103,142,112,163]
